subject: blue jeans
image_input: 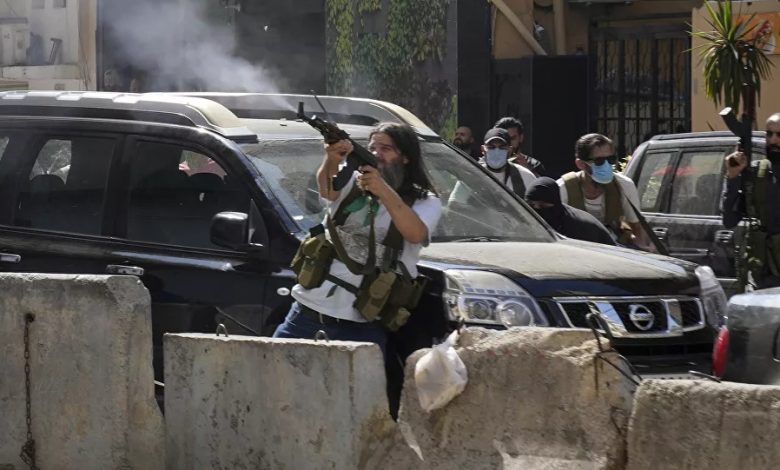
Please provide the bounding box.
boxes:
[273,302,387,356]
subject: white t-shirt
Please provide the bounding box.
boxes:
[292,174,442,322]
[480,161,536,194]
[556,171,640,224]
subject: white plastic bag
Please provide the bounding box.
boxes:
[414,330,468,412]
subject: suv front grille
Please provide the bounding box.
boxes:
[555,297,705,338]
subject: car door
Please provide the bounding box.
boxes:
[660,147,730,271]
[0,127,126,277]
[110,133,296,378]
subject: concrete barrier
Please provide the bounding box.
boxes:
[0,274,164,469]
[393,328,635,470]
[627,379,780,470]
[164,334,419,469]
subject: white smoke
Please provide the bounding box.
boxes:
[107,1,283,92]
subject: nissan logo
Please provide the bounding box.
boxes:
[628,304,655,331]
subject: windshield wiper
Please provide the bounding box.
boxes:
[449,236,504,242]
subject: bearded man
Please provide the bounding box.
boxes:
[723,112,780,289]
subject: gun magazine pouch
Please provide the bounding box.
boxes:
[291,228,334,289]
[354,269,428,331]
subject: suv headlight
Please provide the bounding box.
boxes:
[443,269,548,327]
[695,265,728,327]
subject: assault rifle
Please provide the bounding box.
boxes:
[720,107,757,291]
[297,101,377,191]
[721,107,752,168]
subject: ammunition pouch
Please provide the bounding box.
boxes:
[739,229,780,286]
[353,268,428,331]
[290,227,334,289]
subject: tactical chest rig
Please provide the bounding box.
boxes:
[561,171,633,245]
[743,159,780,285]
[290,184,427,331]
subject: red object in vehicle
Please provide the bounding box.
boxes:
[712,326,730,378]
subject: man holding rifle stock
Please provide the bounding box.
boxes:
[722,113,780,290]
[274,120,441,356]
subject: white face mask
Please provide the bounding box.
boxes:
[485,148,508,170]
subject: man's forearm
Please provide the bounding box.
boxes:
[317,156,341,201]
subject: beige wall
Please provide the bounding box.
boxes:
[492,0,700,58]
[691,0,780,131]
[78,0,97,90]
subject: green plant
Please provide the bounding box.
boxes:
[326,0,454,134]
[690,0,773,119]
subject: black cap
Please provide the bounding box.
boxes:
[483,127,510,144]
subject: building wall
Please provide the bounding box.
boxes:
[691,0,780,131]
[78,0,96,89]
[28,0,80,64]
[493,0,700,58]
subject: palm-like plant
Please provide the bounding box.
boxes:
[691,0,773,121]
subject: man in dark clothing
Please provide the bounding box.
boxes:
[722,112,780,290]
[494,116,547,176]
[526,177,615,246]
[453,126,481,160]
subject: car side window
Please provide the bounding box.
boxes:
[668,150,724,217]
[633,151,675,212]
[14,136,115,234]
[125,141,249,249]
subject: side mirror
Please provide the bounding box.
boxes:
[210,212,266,254]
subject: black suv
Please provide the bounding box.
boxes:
[0,91,727,379]
[624,131,766,296]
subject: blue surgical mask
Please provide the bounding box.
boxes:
[590,160,614,184]
[485,148,508,170]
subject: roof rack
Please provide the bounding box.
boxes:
[0,91,258,143]
[650,131,766,141]
[163,92,440,138]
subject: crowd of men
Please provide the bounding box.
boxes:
[453,118,654,251]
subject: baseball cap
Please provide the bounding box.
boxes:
[483,127,510,145]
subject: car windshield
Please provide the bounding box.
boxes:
[239,139,553,242]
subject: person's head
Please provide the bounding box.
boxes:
[453,126,474,149]
[525,177,564,230]
[481,128,512,171]
[494,117,524,153]
[368,122,436,198]
[574,133,616,185]
[766,113,780,164]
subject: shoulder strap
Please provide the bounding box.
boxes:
[604,179,624,228]
[750,159,770,227]
[333,183,363,226]
[562,171,584,210]
[380,191,418,271]
[506,164,526,197]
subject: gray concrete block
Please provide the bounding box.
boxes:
[0,274,164,470]
[627,379,780,470]
[392,327,635,470]
[164,334,409,470]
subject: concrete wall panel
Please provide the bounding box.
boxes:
[627,379,780,470]
[0,274,164,470]
[164,334,412,469]
[394,328,636,470]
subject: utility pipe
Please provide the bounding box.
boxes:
[489,0,548,56]
[553,0,567,55]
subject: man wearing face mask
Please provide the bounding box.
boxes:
[480,127,536,198]
[525,177,615,246]
[557,133,655,252]
[722,112,780,289]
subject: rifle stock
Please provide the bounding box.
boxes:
[297,102,378,191]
